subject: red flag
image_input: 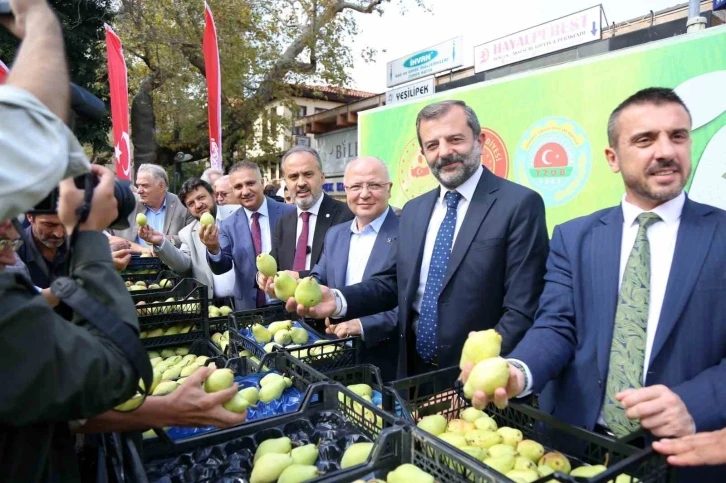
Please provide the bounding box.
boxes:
[104,24,132,180]
[203,2,223,171]
[0,59,9,83]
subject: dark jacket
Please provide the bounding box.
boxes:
[0,231,139,482]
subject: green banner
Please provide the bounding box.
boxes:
[360,26,726,233]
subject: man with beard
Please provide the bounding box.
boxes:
[462,88,726,482]
[139,178,239,298]
[18,213,68,288]
[285,100,549,377]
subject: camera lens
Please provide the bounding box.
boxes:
[111,179,135,230]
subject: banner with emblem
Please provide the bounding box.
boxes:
[359,26,726,233]
[0,59,9,83]
[104,25,132,180]
[203,2,223,171]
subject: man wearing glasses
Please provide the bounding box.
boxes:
[309,157,399,381]
[213,175,237,206]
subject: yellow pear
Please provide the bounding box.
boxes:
[294,277,323,307]
[136,213,147,227]
[497,427,523,447]
[447,419,475,434]
[460,407,487,422]
[274,272,298,301]
[250,452,293,483]
[459,329,502,369]
[538,452,571,474]
[417,414,447,436]
[463,357,510,398]
[203,368,234,393]
[570,465,607,478]
[256,253,277,277]
[199,212,215,226]
[465,429,503,449]
[252,323,273,343]
[437,432,467,448]
[277,464,319,483]
[254,436,292,464]
[474,415,498,431]
[340,442,374,469]
[505,469,540,483]
[386,464,434,483]
[517,440,544,463]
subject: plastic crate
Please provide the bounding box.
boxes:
[206,296,235,335]
[145,338,226,362]
[385,366,675,483]
[121,255,166,282]
[123,270,179,294]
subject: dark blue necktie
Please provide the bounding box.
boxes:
[416,190,462,362]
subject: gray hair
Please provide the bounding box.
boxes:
[214,175,231,187]
[229,160,262,180]
[415,100,481,149]
[201,167,223,183]
[344,157,391,184]
[281,146,323,173]
[137,164,168,187]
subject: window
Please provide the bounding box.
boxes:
[292,125,305,136]
[314,107,327,114]
[297,105,307,118]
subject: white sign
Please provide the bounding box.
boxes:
[387,37,463,88]
[386,77,436,105]
[315,128,358,176]
[474,5,602,73]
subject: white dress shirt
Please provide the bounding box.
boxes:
[296,194,324,271]
[514,192,685,413]
[345,207,390,286]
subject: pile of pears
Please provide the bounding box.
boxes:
[350,463,435,483]
[145,348,213,396]
[251,320,340,360]
[135,298,201,317]
[208,304,233,318]
[459,329,511,399]
[339,384,384,430]
[140,321,196,339]
[125,279,173,292]
[256,254,323,308]
[211,331,231,353]
[248,436,321,483]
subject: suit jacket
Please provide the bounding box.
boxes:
[108,192,194,248]
[311,209,399,380]
[154,205,240,297]
[271,193,354,278]
[207,197,294,309]
[339,168,549,377]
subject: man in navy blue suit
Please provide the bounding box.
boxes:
[309,156,399,381]
[201,160,294,310]
[287,100,549,378]
[464,88,726,480]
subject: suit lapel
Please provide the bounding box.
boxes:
[363,209,398,280]
[593,207,624,383]
[334,228,351,287]
[312,194,335,264]
[237,209,255,263]
[441,171,498,291]
[649,199,715,365]
[405,190,439,300]
[163,194,174,234]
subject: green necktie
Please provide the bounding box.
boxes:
[603,211,662,437]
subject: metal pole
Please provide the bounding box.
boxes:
[687,0,707,32]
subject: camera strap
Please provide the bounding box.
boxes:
[51,277,153,398]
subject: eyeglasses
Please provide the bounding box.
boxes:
[0,239,23,251]
[215,192,230,199]
[344,182,391,193]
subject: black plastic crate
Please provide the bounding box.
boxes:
[121,255,166,282]
[206,297,235,336]
[385,366,675,483]
[145,338,226,366]
[124,270,179,294]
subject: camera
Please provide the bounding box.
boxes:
[30,173,136,230]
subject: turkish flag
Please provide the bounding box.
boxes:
[0,59,9,83]
[203,2,223,171]
[104,24,132,180]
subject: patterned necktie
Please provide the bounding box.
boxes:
[416,191,462,362]
[603,211,662,437]
[250,212,266,308]
[293,211,311,271]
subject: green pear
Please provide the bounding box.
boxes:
[256,253,278,277]
[200,212,215,226]
[160,348,176,358]
[459,329,502,369]
[250,452,293,483]
[150,357,163,367]
[259,379,286,403]
[514,456,537,471]
[274,329,292,345]
[164,326,180,335]
[459,445,488,461]
[147,328,164,338]
[165,355,182,365]
[483,454,515,474]
[539,452,571,474]
[463,356,510,398]
[277,464,319,483]
[347,384,373,398]
[268,320,293,334]
[570,465,607,478]
[264,342,279,353]
[181,353,197,363]
[260,373,285,388]
[505,469,540,483]
[114,394,144,411]
[614,474,639,483]
[252,323,272,343]
[474,415,498,431]
[240,386,259,405]
[537,464,554,478]
[203,368,234,393]
[176,376,188,385]
[290,444,318,465]
[152,381,179,395]
[386,464,434,483]
[294,277,322,307]
[290,327,309,344]
[195,355,209,365]
[465,429,503,449]
[437,433,467,448]
[161,366,182,380]
[497,427,523,447]
[148,284,161,290]
[212,332,224,345]
[223,391,249,413]
[517,440,545,463]
[219,305,233,316]
[274,272,298,301]
[159,278,172,288]
[460,407,487,422]
[136,213,148,227]
[488,444,517,458]
[179,324,193,334]
[147,351,160,359]
[417,414,448,436]
[180,364,201,377]
[254,436,292,464]
[139,331,148,339]
[142,429,157,439]
[209,306,222,318]
[340,442,374,469]
[447,419,475,434]
[136,282,148,288]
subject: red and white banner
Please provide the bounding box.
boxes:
[0,59,9,83]
[104,24,132,180]
[203,2,223,171]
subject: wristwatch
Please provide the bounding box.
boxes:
[332,289,343,318]
[507,359,529,394]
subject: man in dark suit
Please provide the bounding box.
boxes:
[200,161,294,310]
[310,156,399,381]
[268,146,354,278]
[288,100,549,378]
[465,88,726,481]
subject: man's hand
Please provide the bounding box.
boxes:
[284,283,336,319]
[40,287,59,307]
[112,248,132,271]
[108,235,131,252]
[165,366,247,428]
[326,318,361,339]
[653,428,726,466]
[138,225,165,247]
[0,0,56,39]
[58,165,119,233]
[199,224,220,255]
[259,270,299,298]
[617,385,695,438]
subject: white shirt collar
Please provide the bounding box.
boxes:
[297,193,324,218]
[438,165,483,203]
[350,206,390,235]
[621,191,685,227]
[243,197,269,220]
